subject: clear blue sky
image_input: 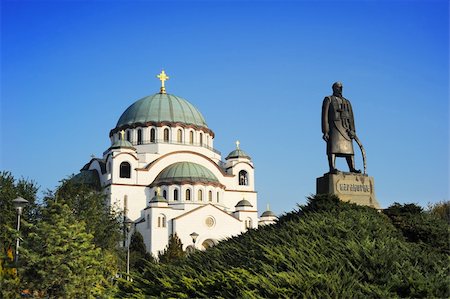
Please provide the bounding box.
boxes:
[1,0,448,214]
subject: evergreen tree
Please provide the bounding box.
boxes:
[21,202,105,298]
[158,234,186,264]
[51,179,122,251]
[0,171,39,299]
[129,231,155,272]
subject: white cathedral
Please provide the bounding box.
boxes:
[75,71,276,256]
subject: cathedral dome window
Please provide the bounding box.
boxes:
[163,128,169,142]
[137,129,143,145]
[198,189,203,201]
[208,190,212,202]
[150,128,156,143]
[126,130,131,142]
[119,162,131,178]
[163,189,167,199]
[200,133,203,146]
[177,129,183,143]
[216,191,219,203]
[239,170,248,186]
[189,131,194,144]
[174,189,179,201]
[186,189,191,201]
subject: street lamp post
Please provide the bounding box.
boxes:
[190,232,199,249]
[123,217,134,280]
[12,197,29,263]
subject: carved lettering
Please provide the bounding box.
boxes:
[339,183,370,193]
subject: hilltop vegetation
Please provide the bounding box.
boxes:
[120,194,449,298]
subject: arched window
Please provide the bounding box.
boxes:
[163,128,169,142]
[239,170,249,186]
[137,129,143,145]
[177,129,183,143]
[189,131,194,144]
[174,189,179,201]
[216,192,219,203]
[157,214,166,228]
[163,190,167,199]
[199,133,203,146]
[198,189,203,201]
[119,162,131,178]
[208,190,212,202]
[150,128,156,143]
[126,130,131,142]
[185,189,191,201]
[245,218,253,229]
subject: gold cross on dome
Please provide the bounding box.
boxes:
[157,70,169,94]
[236,140,240,149]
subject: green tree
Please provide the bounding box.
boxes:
[384,202,449,253]
[129,231,155,272]
[51,179,122,251]
[120,195,449,298]
[428,200,450,224]
[21,201,105,298]
[158,234,186,264]
[0,171,39,299]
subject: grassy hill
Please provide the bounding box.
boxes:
[120,194,449,298]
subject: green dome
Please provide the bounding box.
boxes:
[235,199,253,207]
[226,149,251,160]
[116,93,207,128]
[261,210,277,218]
[109,139,135,150]
[150,162,220,187]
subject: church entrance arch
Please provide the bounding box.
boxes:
[201,239,217,249]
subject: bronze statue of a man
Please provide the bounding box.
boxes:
[322,82,361,174]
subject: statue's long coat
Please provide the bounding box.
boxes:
[321,95,355,155]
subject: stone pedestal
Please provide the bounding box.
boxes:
[316,172,380,209]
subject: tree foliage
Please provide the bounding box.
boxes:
[384,202,449,253]
[51,179,122,251]
[0,171,39,298]
[427,200,450,224]
[120,194,450,298]
[129,231,155,272]
[21,201,104,298]
[158,234,186,264]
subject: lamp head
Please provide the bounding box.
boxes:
[12,197,29,215]
[190,232,199,244]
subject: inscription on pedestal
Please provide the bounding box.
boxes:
[316,173,380,209]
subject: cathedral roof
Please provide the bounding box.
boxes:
[150,162,222,187]
[70,170,101,190]
[235,199,253,207]
[116,93,208,129]
[226,149,251,160]
[109,139,135,150]
[260,210,277,218]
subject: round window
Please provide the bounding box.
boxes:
[205,216,215,228]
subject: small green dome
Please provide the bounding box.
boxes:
[110,139,135,149]
[116,93,207,128]
[151,162,220,187]
[150,195,167,203]
[235,199,253,207]
[226,149,251,160]
[261,210,277,218]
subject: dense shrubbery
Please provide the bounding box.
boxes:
[120,194,450,298]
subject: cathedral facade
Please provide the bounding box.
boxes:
[77,71,276,256]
